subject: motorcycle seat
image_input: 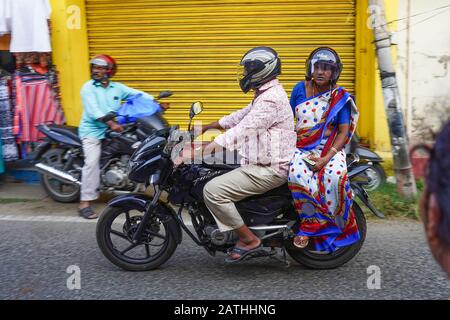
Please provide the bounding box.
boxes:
[202,162,241,171]
[48,125,81,144]
[201,151,241,171]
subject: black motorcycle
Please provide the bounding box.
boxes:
[96,102,384,270]
[33,91,172,203]
[346,135,386,191]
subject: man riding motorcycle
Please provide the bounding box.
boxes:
[192,47,297,262]
[78,54,167,219]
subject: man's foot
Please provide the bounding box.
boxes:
[78,206,98,219]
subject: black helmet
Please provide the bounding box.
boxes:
[238,46,281,93]
[305,47,342,84]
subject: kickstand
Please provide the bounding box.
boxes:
[268,247,290,267]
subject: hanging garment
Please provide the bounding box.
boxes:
[0,136,4,174]
[0,0,11,36]
[6,0,52,52]
[0,76,18,161]
[14,74,65,142]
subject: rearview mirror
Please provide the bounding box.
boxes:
[157,90,173,100]
[190,101,203,119]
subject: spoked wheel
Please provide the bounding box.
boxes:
[285,202,367,269]
[40,148,81,203]
[96,206,178,271]
[363,164,386,191]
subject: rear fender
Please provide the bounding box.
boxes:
[356,146,383,162]
[108,193,182,244]
[37,124,81,147]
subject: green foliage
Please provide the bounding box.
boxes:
[362,180,424,220]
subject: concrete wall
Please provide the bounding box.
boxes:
[397,0,450,143]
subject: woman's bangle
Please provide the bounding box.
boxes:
[330,147,339,154]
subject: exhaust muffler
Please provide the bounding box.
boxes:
[35,163,81,186]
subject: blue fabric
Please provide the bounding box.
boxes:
[290,81,351,126]
[116,93,162,124]
[297,87,351,151]
[0,138,4,174]
[79,80,154,139]
[290,81,307,112]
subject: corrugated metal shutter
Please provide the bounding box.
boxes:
[85,0,356,129]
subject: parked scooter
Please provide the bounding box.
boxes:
[346,134,386,191]
[33,91,172,203]
[96,102,384,271]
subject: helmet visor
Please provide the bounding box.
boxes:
[237,61,251,83]
[90,58,109,68]
[312,61,337,74]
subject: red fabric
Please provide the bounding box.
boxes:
[14,77,65,142]
[296,88,345,149]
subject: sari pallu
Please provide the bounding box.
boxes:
[288,87,359,252]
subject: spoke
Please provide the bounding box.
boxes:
[120,243,139,255]
[145,244,150,258]
[147,231,167,240]
[110,229,128,240]
[125,211,131,222]
[147,242,164,247]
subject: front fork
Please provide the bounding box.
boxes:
[132,188,163,242]
[352,183,385,219]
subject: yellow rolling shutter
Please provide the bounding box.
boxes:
[85,0,356,129]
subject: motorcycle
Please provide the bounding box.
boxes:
[346,135,386,191]
[33,91,172,203]
[96,102,384,271]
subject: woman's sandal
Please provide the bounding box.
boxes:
[293,235,309,248]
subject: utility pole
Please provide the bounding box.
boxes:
[368,0,417,198]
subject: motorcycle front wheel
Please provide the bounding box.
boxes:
[285,202,367,269]
[364,163,386,191]
[96,205,178,271]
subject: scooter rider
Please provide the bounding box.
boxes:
[78,54,157,219]
[198,47,297,262]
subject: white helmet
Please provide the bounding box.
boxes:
[238,46,281,93]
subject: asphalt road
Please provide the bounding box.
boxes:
[0,212,448,300]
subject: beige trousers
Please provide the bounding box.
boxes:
[203,164,287,232]
[80,137,102,201]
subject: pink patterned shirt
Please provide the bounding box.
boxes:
[214,79,296,176]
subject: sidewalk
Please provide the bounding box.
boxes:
[0,179,191,222]
[0,180,109,217]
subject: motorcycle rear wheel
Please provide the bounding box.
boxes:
[96,205,178,271]
[40,148,81,203]
[285,202,367,269]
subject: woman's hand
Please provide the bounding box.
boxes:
[309,156,330,172]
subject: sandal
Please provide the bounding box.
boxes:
[293,235,309,248]
[78,207,98,219]
[224,243,263,263]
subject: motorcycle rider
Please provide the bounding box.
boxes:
[197,47,297,262]
[78,54,159,219]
